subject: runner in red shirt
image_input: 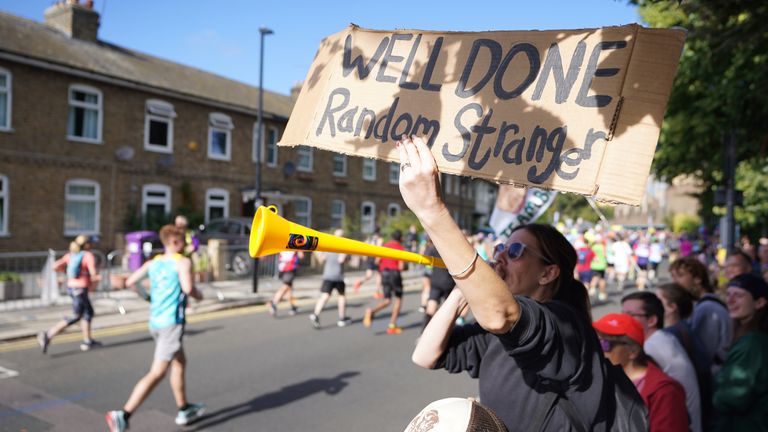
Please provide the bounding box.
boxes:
[363,230,406,334]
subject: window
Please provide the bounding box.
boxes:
[389,163,399,184]
[330,199,345,228]
[361,201,376,234]
[205,188,229,223]
[64,179,100,235]
[208,112,233,160]
[362,159,376,181]
[387,203,401,218]
[0,68,11,131]
[142,184,171,226]
[0,175,8,235]
[333,154,347,177]
[254,124,279,167]
[144,99,176,153]
[297,145,313,172]
[294,197,311,227]
[67,84,102,143]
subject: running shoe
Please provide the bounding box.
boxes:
[267,300,277,316]
[309,314,321,329]
[289,306,298,316]
[373,291,384,299]
[105,410,128,432]
[37,331,50,354]
[337,317,352,327]
[386,323,403,334]
[418,305,427,313]
[598,292,608,301]
[80,339,102,351]
[175,403,206,426]
[363,308,373,328]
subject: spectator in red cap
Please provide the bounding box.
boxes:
[593,313,688,432]
[712,273,768,431]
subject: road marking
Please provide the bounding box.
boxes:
[0,366,19,379]
[0,285,420,353]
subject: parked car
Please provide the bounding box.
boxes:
[198,217,253,276]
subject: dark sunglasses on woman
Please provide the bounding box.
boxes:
[493,242,551,264]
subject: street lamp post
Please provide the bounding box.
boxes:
[253,26,274,293]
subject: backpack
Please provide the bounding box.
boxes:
[67,251,85,279]
[532,361,649,432]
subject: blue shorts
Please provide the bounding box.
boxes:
[578,271,593,284]
[66,287,94,324]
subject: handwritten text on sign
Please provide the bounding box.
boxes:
[281,25,685,205]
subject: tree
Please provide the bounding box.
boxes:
[629,0,768,235]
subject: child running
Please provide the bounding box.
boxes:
[106,224,205,431]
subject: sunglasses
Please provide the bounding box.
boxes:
[599,338,626,353]
[493,242,551,264]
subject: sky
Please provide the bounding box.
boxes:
[0,0,640,96]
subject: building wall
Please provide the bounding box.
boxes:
[0,58,482,252]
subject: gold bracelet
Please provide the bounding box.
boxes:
[448,251,479,278]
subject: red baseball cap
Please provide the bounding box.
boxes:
[592,313,645,345]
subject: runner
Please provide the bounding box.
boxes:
[105,225,205,431]
[309,229,352,329]
[363,230,406,334]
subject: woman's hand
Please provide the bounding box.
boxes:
[396,135,449,226]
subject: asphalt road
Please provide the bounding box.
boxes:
[0,286,624,432]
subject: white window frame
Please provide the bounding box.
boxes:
[144,99,176,153]
[254,124,280,167]
[387,203,401,218]
[64,179,100,236]
[208,112,233,161]
[361,201,376,234]
[141,183,171,220]
[67,84,103,143]
[294,197,312,227]
[205,188,229,223]
[330,199,345,228]
[0,68,11,131]
[0,175,8,235]
[297,146,314,172]
[333,154,347,177]
[388,162,399,184]
[362,159,376,181]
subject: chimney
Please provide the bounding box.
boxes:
[290,81,304,103]
[44,0,100,42]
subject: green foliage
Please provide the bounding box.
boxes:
[175,181,204,228]
[672,213,701,234]
[542,193,614,224]
[631,0,768,235]
[378,210,421,240]
[0,272,21,282]
[341,213,361,240]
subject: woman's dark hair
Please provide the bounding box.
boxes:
[511,224,591,321]
[656,283,695,319]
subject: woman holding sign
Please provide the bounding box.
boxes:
[401,135,637,431]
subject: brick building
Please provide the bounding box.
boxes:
[0,1,488,253]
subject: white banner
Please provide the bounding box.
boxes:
[490,186,557,242]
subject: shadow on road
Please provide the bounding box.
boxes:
[187,371,361,430]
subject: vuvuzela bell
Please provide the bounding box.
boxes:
[249,206,446,268]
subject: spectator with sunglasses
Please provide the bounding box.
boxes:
[400,136,627,431]
[593,313,688,432]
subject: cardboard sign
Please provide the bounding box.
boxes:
[280,24,685,205]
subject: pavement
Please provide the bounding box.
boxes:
[0,269,420,347]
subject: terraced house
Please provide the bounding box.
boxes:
[0,1,493,254]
